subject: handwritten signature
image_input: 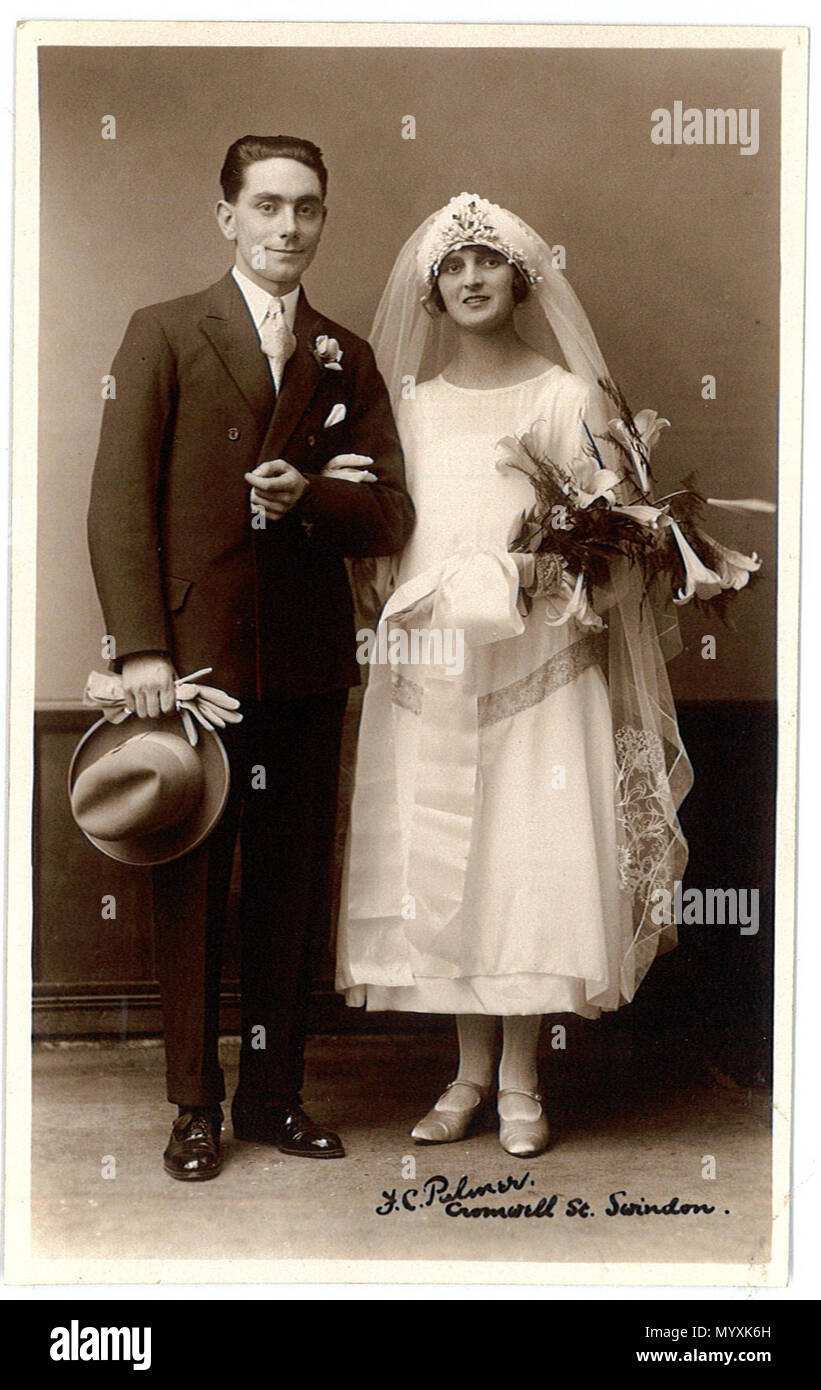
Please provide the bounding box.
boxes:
[375,1175,723,1220]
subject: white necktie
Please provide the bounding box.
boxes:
[259,297,297,391]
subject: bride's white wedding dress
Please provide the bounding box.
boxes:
[335,364,638,1018]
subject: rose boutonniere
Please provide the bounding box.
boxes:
[312,334,343,371]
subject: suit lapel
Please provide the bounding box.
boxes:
[198,272,274,425]
[256,292,324,464]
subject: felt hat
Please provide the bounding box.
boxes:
[68,715,230,866]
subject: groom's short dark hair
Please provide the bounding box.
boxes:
[220,135,328,204]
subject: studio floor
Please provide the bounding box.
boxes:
[27,1032,773,1278]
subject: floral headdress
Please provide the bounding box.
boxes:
[416,192,544,303]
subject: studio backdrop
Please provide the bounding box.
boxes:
[33,44,779,1054]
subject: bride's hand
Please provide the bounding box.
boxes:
[510,552,536,592]
[322,454,377,483]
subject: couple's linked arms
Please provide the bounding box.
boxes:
[88,307,414,714]
[284,339,413,557]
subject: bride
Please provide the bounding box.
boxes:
[335,194,691,1157]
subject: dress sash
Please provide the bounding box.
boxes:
[346,546,599,972]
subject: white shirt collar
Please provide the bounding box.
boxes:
[231,264,301,332]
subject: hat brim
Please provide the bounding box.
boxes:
[68,714,230,866]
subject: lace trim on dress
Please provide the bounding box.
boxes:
[389,629,608,727]
[614,723,684,984]
[614,725,675,894]
[480,629,608,727]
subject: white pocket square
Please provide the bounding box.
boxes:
[323,403,346,429]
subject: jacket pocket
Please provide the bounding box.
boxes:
[165,576,193,613]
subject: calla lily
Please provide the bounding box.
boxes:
[571,469,622,508]
[668,520,723,604]
[633,410,671,451]
[542,569,604,631]
[496,434,540,477]
[703,534,761,590]
[497,421,554,471]
[616,502,667,529]
[519,419,554,462]
[566,451,621,507]
[499,425,621,506]
[608,410,670,493]
[506,507,544,552]
[607,409,671,455]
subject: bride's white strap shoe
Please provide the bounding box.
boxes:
[497,1088,550,1157]
[410,1079,491,1144]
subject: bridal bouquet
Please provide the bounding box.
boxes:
[501,378,774,617]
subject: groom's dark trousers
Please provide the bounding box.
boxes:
[88,271,413,1109]
[153,689,348,1107]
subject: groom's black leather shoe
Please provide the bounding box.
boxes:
[163,1107,223,1181]
[231,1094,345,1159]
[276,1101,346,1159]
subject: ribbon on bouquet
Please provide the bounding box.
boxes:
[83,668,242,747]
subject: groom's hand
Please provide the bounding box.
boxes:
[245,459,307,521]
[121,652,177,719]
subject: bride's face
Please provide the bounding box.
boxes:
[436,245,517,332]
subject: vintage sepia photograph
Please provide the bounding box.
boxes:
[4,20,806,1287]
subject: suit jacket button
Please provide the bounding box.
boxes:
[228,427,240,441]
[307,434,316,447]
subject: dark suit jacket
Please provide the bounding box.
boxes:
[88,271,413,700]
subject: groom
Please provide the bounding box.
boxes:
[88,134,413,1179]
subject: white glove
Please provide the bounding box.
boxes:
[321,454,377,484]
[84,667,242,747]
